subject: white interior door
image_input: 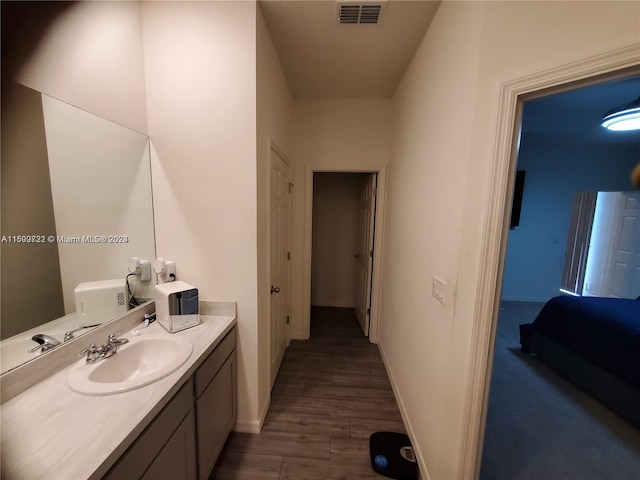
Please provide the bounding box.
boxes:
[603,192,640,298]
[354,173,376,336]
[270,148,290,388]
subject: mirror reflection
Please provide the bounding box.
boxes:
[1,85,156,374]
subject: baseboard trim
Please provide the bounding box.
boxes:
[233,419,262,434]
[378,341,430,480]
[233,393,271,434]
[291,330,309,340]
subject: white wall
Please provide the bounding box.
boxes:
[141,1,260,430]
[15,1,148,133]
[311,173,364,308]
[256,3,294,424]
[382,4,483,478]
[290,100,391,337]
[381,2,640,479]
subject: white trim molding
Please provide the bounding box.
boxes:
[234,385,270,435]
[459,43,640,480]
[233,419,262,435]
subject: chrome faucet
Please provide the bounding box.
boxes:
[63,323,101,342]
[29,334,61,353]
[78,332,129,364]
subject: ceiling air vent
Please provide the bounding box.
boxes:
[337,3,384,25]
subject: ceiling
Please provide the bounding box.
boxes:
[259,0,441,99]
[522,76,640,147]
[259,1,639,149]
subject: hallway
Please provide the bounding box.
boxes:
[211,307,407,479]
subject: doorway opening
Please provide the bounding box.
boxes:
[304,168,386,343]
[476,66,640,478]
[311,172,378,338]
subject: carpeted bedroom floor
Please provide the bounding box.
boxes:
[480,301,640,480]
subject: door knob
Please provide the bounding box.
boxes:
[271,286,281,294]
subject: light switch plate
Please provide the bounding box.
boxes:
[432,276,446,304]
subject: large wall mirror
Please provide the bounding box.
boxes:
[1,83,156,374]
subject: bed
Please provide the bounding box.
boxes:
[519,295,640,429]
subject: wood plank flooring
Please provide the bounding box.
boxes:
[210,307,407,479]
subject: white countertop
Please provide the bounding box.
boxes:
[1,313,236,480]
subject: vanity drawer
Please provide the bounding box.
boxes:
[194,328,235,398]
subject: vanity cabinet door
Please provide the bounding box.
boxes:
[103,379,197,480]
[142,409,197,480]
[195,346,237,480]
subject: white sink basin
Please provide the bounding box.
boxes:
[67,334,192,395]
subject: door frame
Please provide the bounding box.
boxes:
[302,165,387,343]
[460,44,640,479]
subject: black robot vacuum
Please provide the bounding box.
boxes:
[369,432,418,479]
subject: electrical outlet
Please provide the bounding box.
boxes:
[153,258,166,281]
[153,258,176,283]
[139,260,152,282]
[164,260,176,282]
[432,276,446,304]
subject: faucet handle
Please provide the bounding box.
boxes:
[78,343,104,363]
[108,331,129,347]
[78,344,99,357]
[78,344,103,363]
[108,330,124,341]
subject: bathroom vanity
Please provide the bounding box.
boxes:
[0,304,237,480]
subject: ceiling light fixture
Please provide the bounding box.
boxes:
[601,95,640,131]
